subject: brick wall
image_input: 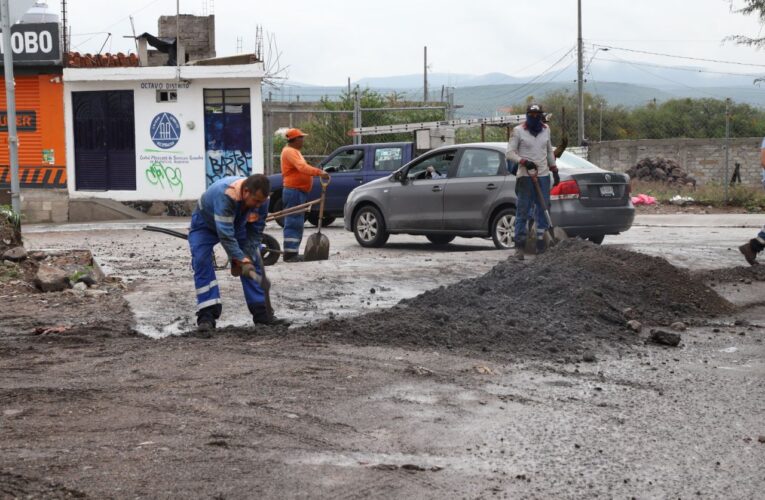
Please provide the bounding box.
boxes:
[20,188,69,223]
[587,137,763,186]
[158,14,215,61]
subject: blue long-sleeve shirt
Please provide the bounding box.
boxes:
[191,176,268,262]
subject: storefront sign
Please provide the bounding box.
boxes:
[0,111,37,131]
[0,23,61,65]
[139,81,191,90]
[149,112,181,149]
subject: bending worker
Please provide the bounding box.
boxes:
[279,128,330,262]
[189,173,285,333]
[506,103,560,260]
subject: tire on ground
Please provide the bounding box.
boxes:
[491,207,516,250]
[353,205,389,248]
[260,233,281,266]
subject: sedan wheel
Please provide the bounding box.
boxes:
[353,206,390,248]
[491,208,517,249]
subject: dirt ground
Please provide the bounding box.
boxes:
[2,217,764,498]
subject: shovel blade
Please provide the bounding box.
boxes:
[304,234,330,261]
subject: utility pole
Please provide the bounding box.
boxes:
[724,98,731,204]
[577,0,585,146]
[423,46,428,104]
[1,0,20,216]
[353,89,361,145]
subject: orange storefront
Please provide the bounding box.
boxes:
[0,72,66,189]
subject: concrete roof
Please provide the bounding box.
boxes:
[63,62,265,82]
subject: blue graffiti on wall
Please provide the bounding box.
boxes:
[206,150,252,185]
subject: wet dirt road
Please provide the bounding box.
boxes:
[1,215,763,498]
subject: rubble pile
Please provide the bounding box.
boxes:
[304,240,733,359]
[626,157,696,186]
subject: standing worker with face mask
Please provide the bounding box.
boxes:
[506,104,560,260]
[278,128,331,262]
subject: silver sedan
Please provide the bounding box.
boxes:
[344,143,634,248]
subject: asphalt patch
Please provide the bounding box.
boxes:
[298,239,734,359]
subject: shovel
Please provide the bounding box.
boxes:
[304,177,331,261]
[530,174,568,246]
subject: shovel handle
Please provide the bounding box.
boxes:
[316,176,329,233]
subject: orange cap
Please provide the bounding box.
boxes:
[286,128,307,140]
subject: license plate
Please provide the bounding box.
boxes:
[599,185,615,197]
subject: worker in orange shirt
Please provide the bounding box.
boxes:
[279,128,330,262]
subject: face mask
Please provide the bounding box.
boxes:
[526,113,543,136]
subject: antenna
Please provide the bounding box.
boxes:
[255,25,263,60]
[129,16,138,55]
[61,0,68,54]
[236,36,243,54]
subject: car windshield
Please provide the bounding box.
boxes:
[559,151,600,170]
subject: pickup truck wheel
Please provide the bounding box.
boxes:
[587,234,605,245]
[260,233,281,266]
[353,206,389,248]
[270,197,286,228]
[426,235,456,245]
[491,207,517,249]
[306,213,336,227]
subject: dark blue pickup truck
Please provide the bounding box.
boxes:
[267,142,415,226]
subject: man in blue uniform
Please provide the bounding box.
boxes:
[189,174,284,334]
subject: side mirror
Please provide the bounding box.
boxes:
[392,171,406,183]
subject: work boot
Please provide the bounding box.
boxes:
[514,241,525,261]
[739,239,763,266]
[283,252,304,263]
[536,238,547,255]
[195,319,215,338]
[249,304,291,326]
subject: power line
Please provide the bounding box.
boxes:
[594,44,765,69]
[594,56,763,78]
[73,0,166,51]
[605,53,726,99]
[471,47,575,104]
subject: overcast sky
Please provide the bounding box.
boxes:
[57,0,765,86]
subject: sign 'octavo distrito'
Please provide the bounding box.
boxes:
[139,82,191,90]
[0,23,61,65]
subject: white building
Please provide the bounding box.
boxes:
[63,59,265,203]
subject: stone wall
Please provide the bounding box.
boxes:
[587,137,763,186]
[158,14,215,61]
[20,188,69,223]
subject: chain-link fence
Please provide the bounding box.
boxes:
[262,83,765,198]
[262,88,453,174]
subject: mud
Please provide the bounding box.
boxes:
[294,240,734,359]
[0,248,134,338]
[2,218,762,498]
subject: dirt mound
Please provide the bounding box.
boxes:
[695,264,765,283]
[627,157,696,186]
[300,240,734,359]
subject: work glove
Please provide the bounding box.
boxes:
[551,165,561,187]
[231,258,254,278]
[241,262,257,280]
[521,159,538,176]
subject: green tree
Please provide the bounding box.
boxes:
[297,89,444,158]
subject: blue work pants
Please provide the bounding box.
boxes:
[514,175,551,244]
[282,187,308,254]
[188,212,265,321]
